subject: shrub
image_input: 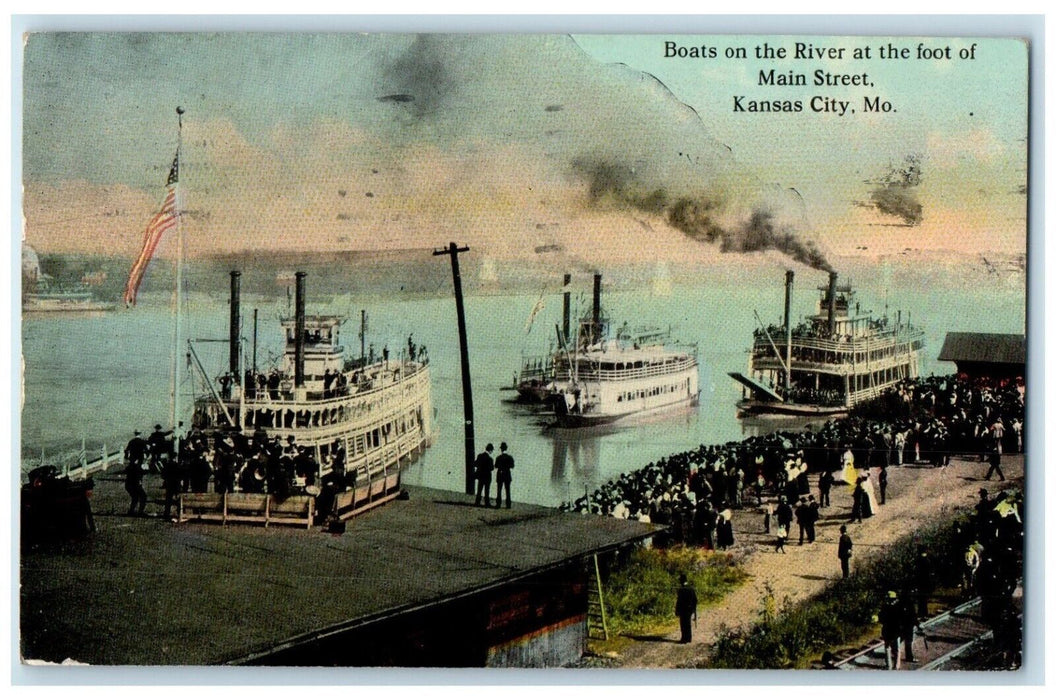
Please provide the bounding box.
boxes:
[708,515,969,668]
[604,545,747,637]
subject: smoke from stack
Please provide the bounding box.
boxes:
[572,156,833,272]
[856,154,924,226]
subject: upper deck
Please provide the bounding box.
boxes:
[750,279,924,377]
[554,344,697,383]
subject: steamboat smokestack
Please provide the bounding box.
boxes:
[229,271,241,379]
[592,272,602,345]
[783,270,794,332]
[294,271,306,388]
[827,271,838,334]
[784,270,794,393]
[562,272,571,345]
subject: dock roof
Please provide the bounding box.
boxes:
[21,475,654,666]
[937,332,1026,366]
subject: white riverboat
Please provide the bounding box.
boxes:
[189,272,434,515]
[548,274,699,427]
[730,271,925,416]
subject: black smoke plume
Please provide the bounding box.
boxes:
[572,157,832,272]
[857,154,923,226]
[382,35,449,120]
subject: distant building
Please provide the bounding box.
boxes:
[938,332,1025,379]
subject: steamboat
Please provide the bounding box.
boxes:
[730,270,925,416]
[547,273,699,427]
[188,271,434,514]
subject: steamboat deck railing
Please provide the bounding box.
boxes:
[553,356,697,383]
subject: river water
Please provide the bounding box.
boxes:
[20,261,1025,506]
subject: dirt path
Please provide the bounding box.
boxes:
[611,454,1024,668]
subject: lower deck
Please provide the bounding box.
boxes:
[740,352,921,411]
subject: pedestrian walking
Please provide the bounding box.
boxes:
[716,506,734,550]
[914,550,934,618]
[775,495,793,538]
[494,442,514,508]
[675,574,698,643]
[879,464,888,505]
[474,443,495,507]
[879,590,903,670]
[806,495,819,543]
[899,587,920,663]
[984,445,1006,481]
[894,430,906,465]
[818,468,833,507]
[795,498,809,545]
[838,525,853,579]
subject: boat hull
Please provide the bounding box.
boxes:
[735,399,848,417]
[551,391,699,428]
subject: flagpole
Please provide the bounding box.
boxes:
[171,106,185,446]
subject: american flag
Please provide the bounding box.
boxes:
[124,152,179,307]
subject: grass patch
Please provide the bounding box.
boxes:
[603,545,748,638]
[707,515,970,669]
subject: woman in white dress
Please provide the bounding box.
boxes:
[861,472,880,517]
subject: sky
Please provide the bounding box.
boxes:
[20,32,1028,267]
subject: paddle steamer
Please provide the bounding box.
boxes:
[547,273,699,427]
[730,270,925,415]
[188,271,433,514]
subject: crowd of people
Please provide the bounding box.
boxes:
[563,374,1023,539]
[562,372,1024,579]
[124,423,349,521]
[873,485,1023,669]
[561,372,1023,665]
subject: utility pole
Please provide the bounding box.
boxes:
[433,242,475,494]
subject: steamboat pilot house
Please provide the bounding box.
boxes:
[191,272,434,490]
[731,270,925,415]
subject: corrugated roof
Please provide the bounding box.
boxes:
[938,332,1026,365]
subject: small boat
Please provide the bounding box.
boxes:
[547,273,699,427]
[23,286,115,315]
[731,270,925,416]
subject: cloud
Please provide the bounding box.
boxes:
[25,34,835,267]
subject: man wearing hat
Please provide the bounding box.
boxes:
[494,442,515,509]
[123,430,149,516]
[818,468,834,507]
[806,496,820,543]
[147,424,173,473]
[474,443,495,507]
[837,525,853,579]
[775,495,794,540]
[675,574,698,643]
[984,417,1006,481]
[878,590,903,669]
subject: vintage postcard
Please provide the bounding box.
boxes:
[18,29,1029,672]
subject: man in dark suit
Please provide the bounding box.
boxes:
[675,574,698,644]
[123,430,149,516]
[494,442,515,508]
[838,525,853,579]
[474,443,495,507]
